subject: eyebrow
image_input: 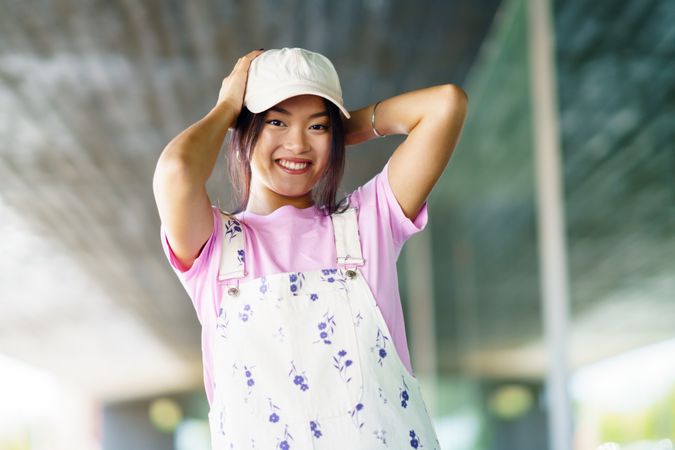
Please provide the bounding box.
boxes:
[269,106,329,119]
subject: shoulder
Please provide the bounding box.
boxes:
[348,160,429,248]
[217,208,243,231]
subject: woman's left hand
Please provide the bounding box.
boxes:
[343,85,468,219]
[341,108,378,146]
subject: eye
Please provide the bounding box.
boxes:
[266,119,285,127]
[310,123,329,131]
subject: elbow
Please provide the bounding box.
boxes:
[434,84,469,126]
[450,83,469,102]
[153,149,198,200]
[439,83,469,112]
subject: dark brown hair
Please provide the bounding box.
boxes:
[226,98,349,215]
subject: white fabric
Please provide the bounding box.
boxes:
[329,207,365,267]
[210,208,439,449]
[244,47,351,118]
[217,212,246,282]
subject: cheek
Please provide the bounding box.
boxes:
[315,140,332,166]
[250,144,271,167]
[314,156,330,179]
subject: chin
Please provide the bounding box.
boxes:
[273,185,313,200]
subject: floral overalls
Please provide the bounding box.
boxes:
[209,207,440,449]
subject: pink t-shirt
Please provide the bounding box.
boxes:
[160,161,428,405]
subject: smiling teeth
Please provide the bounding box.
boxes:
[278,160,309,170]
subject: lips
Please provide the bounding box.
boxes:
[276,158,312,164]
[275,158,312,174]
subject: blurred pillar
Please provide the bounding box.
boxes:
[404,229,439,415]
[526,0,573,449]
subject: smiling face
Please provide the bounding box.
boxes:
[247,94,333,212]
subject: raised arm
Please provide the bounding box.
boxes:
[343,84,468,219]
[152,49,263,270]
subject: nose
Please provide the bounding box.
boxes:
[283,127,309,154]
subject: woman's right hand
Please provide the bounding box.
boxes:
[216,49,265,113]
[153,48,264,272]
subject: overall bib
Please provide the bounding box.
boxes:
[209,207,440,449]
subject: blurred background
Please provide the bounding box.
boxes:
[0,0,673,449]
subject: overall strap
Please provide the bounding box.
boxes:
[217,211,247,283]
[330,207,365,268]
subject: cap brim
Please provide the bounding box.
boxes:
[245,85,351,119]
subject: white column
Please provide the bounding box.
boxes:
[404,228,439,415]
[526,0,573,449]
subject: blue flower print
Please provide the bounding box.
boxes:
[216,309,230,338]
[237,249,245,264]
[309,420,323,439]
[349,402,365,429]
[373,429,388,445]
[276,424,294,449]
[218,410,225,436]
[313,311,337,344]
[372,328,390,366]
[333,349,354,383]
[273,326,286,343]
[377,386,390,405]
[310,293,319,302]
[242,365,256,395]
[319,268,347,290]
[354,311,364,328]
[224,219,242,243]
[399,376,412,408]
[409,429,422,448]
[238,303,252,322]
[266,397,282,424]
[289,272,305,295]
[259,277,269,295]
[288,361,309,392]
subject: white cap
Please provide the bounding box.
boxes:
[244,47,351,118]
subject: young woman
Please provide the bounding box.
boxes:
[154,47,467,449]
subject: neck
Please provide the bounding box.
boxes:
[245,186,314,216]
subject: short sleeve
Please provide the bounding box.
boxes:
[350,159,429,251]
[380,159,429,247]
[159,206,222,324]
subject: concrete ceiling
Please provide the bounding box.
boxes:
[0,0,502,400]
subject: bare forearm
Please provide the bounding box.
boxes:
[156,101,237,186]
[152,101,235,264]
[343,84,467,146]
[152,50,263,271]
